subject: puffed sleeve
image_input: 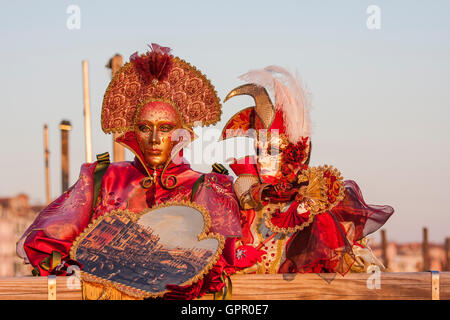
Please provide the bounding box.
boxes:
[193,172,242,239]
[16,162,97,275]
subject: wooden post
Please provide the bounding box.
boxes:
[82,60,93,163]
[423,227,430,271]
[43,124,51,204]
[106,54,125,162]
[445,237,450,271]
[381,229,389,269]
[59,120,72,193]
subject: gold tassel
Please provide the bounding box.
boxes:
[213,270,232,300]
[81,280,142,300]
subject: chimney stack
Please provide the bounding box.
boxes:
[60,120,72,192]
[106,54,125,162]
[43,124,51,204]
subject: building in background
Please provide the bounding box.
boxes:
[0,194,42,276]
[369,239,446,272]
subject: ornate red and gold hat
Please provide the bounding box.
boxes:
[221,65,312,165]
[221,66,311,141]
[102,43,222,134]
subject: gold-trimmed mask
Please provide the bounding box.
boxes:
[134,99,184,169]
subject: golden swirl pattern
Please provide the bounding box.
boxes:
[102,56,222,134]
[297,165,345,214]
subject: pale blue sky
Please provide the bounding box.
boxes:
[1,1,449,242]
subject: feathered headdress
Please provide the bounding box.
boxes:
[221,65,311,144]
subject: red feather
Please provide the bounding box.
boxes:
[130,44,173,84]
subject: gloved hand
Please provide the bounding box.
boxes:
[164,279,205,300]
[234,245,266,269]
[262,183,298,202]
[163,255,234,300]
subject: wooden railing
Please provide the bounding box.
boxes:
[0,272,448,300]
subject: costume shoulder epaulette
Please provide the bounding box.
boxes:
[93,152,111,208]
[212,163,229,175]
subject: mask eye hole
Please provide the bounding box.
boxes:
[138,124,150,133]
[159,124,174,132]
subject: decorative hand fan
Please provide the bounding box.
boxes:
[296,165,345,213]
[70,201,224,299]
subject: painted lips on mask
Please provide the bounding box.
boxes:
[146,148,163,155]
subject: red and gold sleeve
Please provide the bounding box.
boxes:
[17,162,97,275]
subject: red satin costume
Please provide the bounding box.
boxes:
[17,134,241,299]
[222,66,394,275]
[17,43,242,300]
[231,157,394,274]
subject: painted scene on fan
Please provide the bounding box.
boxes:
[74,205,221,294]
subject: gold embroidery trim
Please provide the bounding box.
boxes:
[269,235,287,274]
[263,204,317,235]
[264,165,345,234]
[102,56,222,135]
[220,107,257,140]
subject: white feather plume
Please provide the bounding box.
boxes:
[238,66,311,143]
[265,65,311,142]
[239,69,276,101]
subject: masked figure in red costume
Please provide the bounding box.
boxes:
[17,44,241,299]
[221,66,393,275]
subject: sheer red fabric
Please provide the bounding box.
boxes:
[279,180,394,275]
